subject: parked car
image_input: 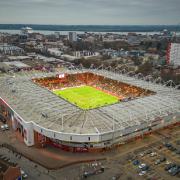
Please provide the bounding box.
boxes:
[165,164,176,171]
[165,160,172,165]
[4,124,9,130]
[133,160,140,166]
[164,142,172,148]
[139,171,146,176]
[150,152,157,157]
[139,163,146,169]
[175,149,180,155]
[168,146,177,151]
[139,153,145,157]
[176,140,180,145]
[20,169,28,179]
[83,166,104,178]
[160,156,166,162]
[141,165,149,171]
[146,150,152,155]
[0,115,6,123]
[171,169,180,176]
[1,125,6,131]
[1,124,9,131]
[170,166,180,176]
[155,159,161,165]
[138,163,149,171]
[168,165,180,175]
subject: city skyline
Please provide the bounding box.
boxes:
[0,0,180,25]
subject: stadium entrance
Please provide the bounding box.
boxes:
[48,139,89,152]
[16,122,24,137]
[33,131,89,152]
[34,131,49,148]
[0,98,13,126]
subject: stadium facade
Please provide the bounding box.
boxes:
[0,69,179,152]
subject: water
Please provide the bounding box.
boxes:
[0,24,180,32]
[0,24,180,35]
[1,29,179,36]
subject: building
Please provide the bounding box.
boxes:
[0,158,21,180]
[167,43,180,66]
[21,27,33,35]
[73,51,99,58]
[0,69,179,152]
[68,32,77,42]
[47,48,63,57]
[3,61,30,70]
[0,44,24,55]
[54,32,60,39]
[127,33,141,46]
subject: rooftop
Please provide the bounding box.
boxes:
[0,69,179,135]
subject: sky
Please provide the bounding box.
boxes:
[0,0,180,25]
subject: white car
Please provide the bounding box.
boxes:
[20,169,28,179]
[4,124,9,130]
[1,125,5,131]
[138,163,146,169]
[1,124,9,131]
[139,153,145,157]
[139,171,146,176]
[165,160,171,165]
[150,152,157,157]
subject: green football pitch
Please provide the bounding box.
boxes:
[53,86,119,109]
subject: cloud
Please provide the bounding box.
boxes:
[0,0,179,24]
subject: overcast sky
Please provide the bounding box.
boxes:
[0,0,180,25]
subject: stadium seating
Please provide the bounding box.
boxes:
[33,72,154,100]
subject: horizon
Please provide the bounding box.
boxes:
[0,24,180,26]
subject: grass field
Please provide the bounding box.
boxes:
[53,86,119,109]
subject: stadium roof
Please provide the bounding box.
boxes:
[0,69,179,135]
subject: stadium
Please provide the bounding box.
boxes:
[0,68,179,152]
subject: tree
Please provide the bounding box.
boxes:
[137,61,153,76]
[132,57,142,66]
[102,54,111,60]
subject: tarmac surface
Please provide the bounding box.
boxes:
[0,122,179,179]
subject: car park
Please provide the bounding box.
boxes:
[123,129,180,180]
